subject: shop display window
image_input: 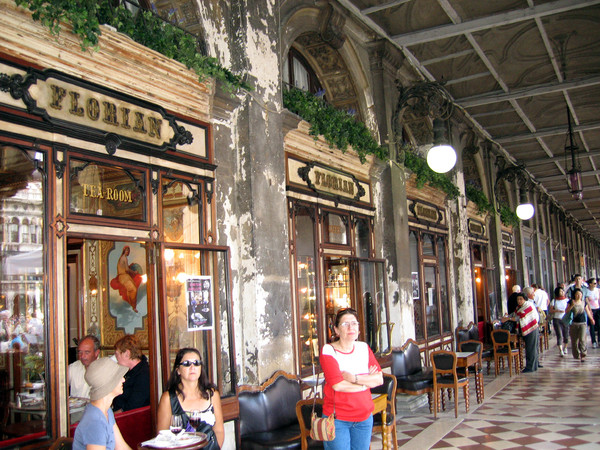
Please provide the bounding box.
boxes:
[0,145,47,444]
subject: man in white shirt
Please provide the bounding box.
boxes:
[68,335,100,398]
[533,284,549,315]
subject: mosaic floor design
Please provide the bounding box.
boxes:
[370,334,600,449]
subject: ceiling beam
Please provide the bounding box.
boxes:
[536,169,600,182]
[520,148,600,167]
[456,75,600,108]
[390,0,600,47]
[496,121,600,144]
[361,0,411,15]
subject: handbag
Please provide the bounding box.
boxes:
[310,411,335,441]
[309,372,335,441]
[562,308,573,326]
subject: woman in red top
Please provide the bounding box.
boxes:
[320,308,383,449]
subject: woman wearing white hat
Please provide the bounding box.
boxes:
[73,357,132,450]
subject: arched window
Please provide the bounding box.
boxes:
[283,48,323,94]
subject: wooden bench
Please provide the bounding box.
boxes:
[238,370,302,449]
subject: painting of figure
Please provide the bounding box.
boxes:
[107,242,147,334]
[110,246,143,312]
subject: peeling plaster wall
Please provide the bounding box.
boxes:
[202,0,293,384]
[449,141,475,327]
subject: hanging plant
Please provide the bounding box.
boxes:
[283,87,388,163]
[403,150,460,199]
[499,203,520,227]
[465,184,495,216]
[13,0,251,92]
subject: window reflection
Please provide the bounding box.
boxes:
[0,145,46,443]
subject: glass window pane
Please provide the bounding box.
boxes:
[410,231,424,340]
[324,213,347,245]
[424,266,439,337]
[360,261,390,355]
[355,218,370,258]
[324,258,350,341]
[295,211,318,371]
[69,159,146,221]
[163,248,234,396]
[438,237,451,333]
[422,233,435,256]
[292,57,310,91]
[0,145,46,444]
[162,179,201,245]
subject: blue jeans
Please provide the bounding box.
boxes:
[323,415,373,450]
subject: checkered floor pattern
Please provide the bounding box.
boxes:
[371,335,600,449]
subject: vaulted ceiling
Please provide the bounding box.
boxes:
[339,0,600,240]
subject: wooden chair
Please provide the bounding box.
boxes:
[430,350,469,419]
[457,340,484,403]
[491,329,520,376]
[371,373,398,450]
[295,398,324,450]
[455,322,494,374]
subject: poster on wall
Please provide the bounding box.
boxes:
[186,276,213,331]
[411,272,420,299]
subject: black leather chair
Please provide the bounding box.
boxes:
[457,339,484,403]
[238,370,302,449]
[391,339,434,412]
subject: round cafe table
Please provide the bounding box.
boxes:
[137,432,208,449]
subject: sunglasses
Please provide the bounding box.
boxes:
[179,359,201,367]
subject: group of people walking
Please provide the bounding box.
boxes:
[504,274,598,374]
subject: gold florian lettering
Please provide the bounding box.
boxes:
[82,184,133,203]
[102,101,118,126]
[87,98,100,121]
[45,84,165,140]
[148,116,162,139]
[133,111,147,134]
[416,204,438,221]
[313,170,355,196]
[69,92,84,117]
[49,85,67,110]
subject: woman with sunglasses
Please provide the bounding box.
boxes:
[320,307,383,450]
[157,348,224,449]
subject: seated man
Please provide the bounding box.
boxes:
[112,334,150,412]
[69,335,101,398]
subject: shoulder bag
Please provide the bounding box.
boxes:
[309,372,335,441]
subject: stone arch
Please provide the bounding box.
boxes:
[280,2,376,133]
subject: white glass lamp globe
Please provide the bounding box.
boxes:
[427,144,457,173]
[516,203,534,220]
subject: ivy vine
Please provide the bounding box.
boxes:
[403,150,460,199]
[465,184,520,227]
[465,184,495,216]
[13,0,251,92]
[283,88,388,163]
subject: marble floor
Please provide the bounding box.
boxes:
[372,334,600,449]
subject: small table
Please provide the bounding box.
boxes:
[456,351,483,403]
[372,393,388,450]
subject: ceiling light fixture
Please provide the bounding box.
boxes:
[395,81,456,173]
[427,118,456,173]
[515,189,534,221]
[565,105,583,200]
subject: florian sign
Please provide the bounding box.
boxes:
[287,157,370,204]
[0,65,193,154]
[408,199,445,226]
